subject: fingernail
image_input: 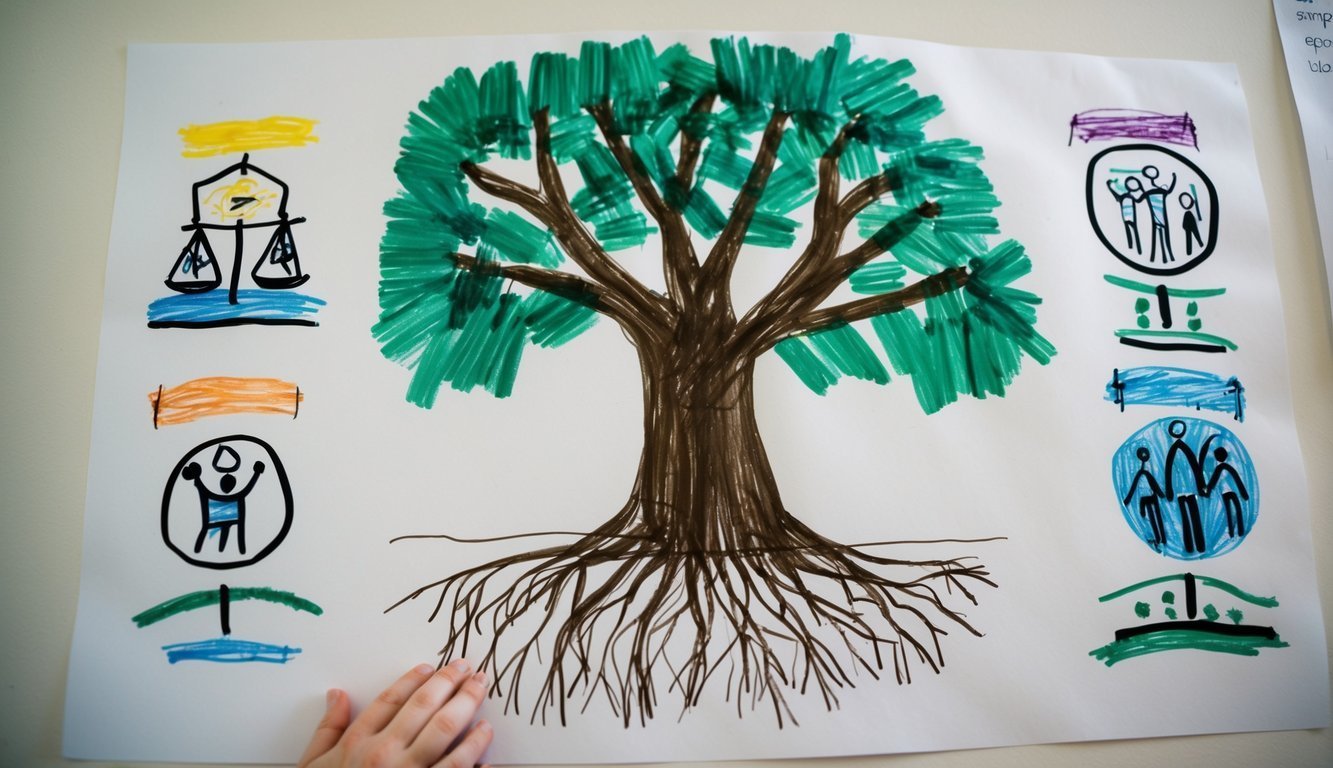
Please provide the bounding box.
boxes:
[414,662,434,676]
[325,689,339,709]
[450,657,472,673]
[471,671,487,686]
[476,719,492,732]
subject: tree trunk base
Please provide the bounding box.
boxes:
[391,502,996,727]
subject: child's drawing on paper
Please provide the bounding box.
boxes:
[133,584,322,665]
[178,116,320,158]
[1090,572,1286,667]
[1106,367,1245,421]
[1086,144,1218,275]
[373,34,1054,726]
[161,435,294,569]
[149,141,325,329]
[56,31,1333,767]
[149,376,304,428]
[1112,417,1258,559]
[143,434,318,665]
[1104,274,1234,353]
[1068,109,1199,149]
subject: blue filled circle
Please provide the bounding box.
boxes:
[1111,416,1258,560]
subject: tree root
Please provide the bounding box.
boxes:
[388,507,996,727]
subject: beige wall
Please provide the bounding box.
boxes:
[1,1,1328,766]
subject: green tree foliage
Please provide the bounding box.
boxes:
[375,34,1053,410]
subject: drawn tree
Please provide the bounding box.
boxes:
[375,35,1054,726]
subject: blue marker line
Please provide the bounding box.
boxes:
[148,289,325,327]
[162,636,303,664]
[1106,366,1245,421]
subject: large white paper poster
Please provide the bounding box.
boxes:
[65,32,1329,764]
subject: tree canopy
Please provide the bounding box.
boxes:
[374,33,1054,412]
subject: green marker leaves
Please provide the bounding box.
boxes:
[378,35,1050,411]
[529,53,580,120]
[480,209,561,268]
[850,261,908,295]
[777,238,1052,414]
[479,61,531,159]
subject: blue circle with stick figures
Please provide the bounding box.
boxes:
[1111,417,1258,560]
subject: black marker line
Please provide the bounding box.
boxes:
[1119,338,1227,353]
[1114,619,1277,642]
[228,220,244,305]
[180,216,307,233]
[219,583,231,636]
[1155,284,1173,328]
[148,318,321,329]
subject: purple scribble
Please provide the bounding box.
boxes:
[1069,109,1198,149]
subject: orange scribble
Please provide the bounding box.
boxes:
[178,116,319,158]
[149,377,303,427]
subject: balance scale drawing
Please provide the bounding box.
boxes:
[148,153,325,329]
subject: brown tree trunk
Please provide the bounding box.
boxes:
[635,341,788,554]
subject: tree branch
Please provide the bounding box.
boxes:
[761,266,969,354]
[836,200,941,271]
[461,161,548,221]
[674,92,716,191]
[700,110,789,292]
[756,153,910,311]
[727,198,941,361]
[445,252,640,324]
[588,103,673,224]
[587,103,700,312]
[727,122,862,358]
[530,110,676,340]
[836,169,900,230]
[733,122,854,329]
[459,122,673,345]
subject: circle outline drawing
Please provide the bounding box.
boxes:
[160,434,294,570]
[1110,416,1258,561]
[1085,143,1219,276]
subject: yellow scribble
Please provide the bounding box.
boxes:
[203,177,276,221]
[179,116,319,158]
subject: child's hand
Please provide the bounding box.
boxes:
[299,660,492,768]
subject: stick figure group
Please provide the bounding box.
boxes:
[1107,165,1205,264]
[1122,419,1250,554]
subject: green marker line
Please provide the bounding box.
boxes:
[133,587,323,628]
[1097,574,1278,607]
[1114,329,1239,351]
[1090,629,1287,667]
[1103,273,1227,298]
